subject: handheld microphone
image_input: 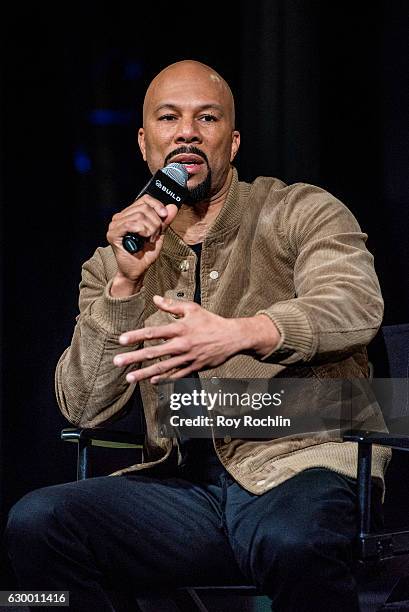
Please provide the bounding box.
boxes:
[122,163,189,254]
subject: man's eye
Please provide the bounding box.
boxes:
[158,115,177,121]
[200,114,217,122]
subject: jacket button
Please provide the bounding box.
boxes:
[209,270,219,279]
[223,435,231,444]
[179,260,189,272]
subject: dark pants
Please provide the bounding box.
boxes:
[5,465,379,612]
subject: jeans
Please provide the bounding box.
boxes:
[5,463,381,611]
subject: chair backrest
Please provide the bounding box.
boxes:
[369,324,409,528]
[369,324,409,424]
[369,323,409,379]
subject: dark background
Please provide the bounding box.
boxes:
[0,0,408,586]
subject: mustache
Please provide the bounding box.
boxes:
[164,146,209,167]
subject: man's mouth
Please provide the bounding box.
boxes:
[169,154,205,175]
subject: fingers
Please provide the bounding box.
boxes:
[162,203,179,227]
[118,299,196,345]
[125,354,193,383]
[115,297,201,383]
[153,295,197,316]
[122,194,169,220]
[109,207,160,243]
[118,321,182,346]
[114,338,183,367]
[108,195,170,246]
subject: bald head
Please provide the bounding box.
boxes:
[138,59,240,201]
[143,60,236,128]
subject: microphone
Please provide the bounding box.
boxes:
[122,163,189,254]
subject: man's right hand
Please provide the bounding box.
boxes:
[107,194,179,297]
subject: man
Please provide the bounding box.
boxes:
[6,60,390,611]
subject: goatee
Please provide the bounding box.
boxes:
[185,170,212,204]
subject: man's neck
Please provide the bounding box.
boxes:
[171,168,233,245]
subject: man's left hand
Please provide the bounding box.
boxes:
[113,295,280,383]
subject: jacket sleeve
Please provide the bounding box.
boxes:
[257,184,384,365]
[55,247,145,426]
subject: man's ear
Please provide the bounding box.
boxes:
[138,128,146,161]
[230,130,240,162]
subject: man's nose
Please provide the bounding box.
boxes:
[174,119,201,144]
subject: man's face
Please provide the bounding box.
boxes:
[138,64,240,202]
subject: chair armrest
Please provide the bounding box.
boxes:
[61,427,145,480]
[343,430,409,451]
[61,427,144,449]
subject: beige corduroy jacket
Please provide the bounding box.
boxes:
[56,169,391,495]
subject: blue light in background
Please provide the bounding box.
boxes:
[89,109,134,126]
[74,149,92,174]
[124,61,143,80]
